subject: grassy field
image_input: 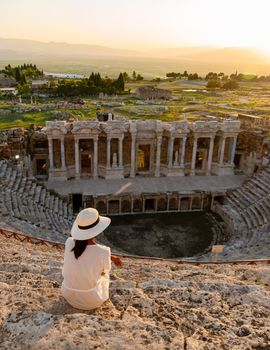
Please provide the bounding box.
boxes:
[1,79,270,129]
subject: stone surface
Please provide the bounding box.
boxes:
[1,234,270,350]
[47,174,246,197]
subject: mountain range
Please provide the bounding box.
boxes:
[0,38,269,77]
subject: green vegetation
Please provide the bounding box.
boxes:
[55,72,125,97]
[1,63,43,83]
[1,63,270,130]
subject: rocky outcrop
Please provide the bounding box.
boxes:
[1,234,270,350]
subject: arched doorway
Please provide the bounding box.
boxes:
[137,145,151,173]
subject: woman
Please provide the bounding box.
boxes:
[61,207,123,310]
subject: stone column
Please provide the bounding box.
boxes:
[189,197,193,211]
[180,136,187,167]
[167,136,174,168]
[60,136,66,170]
[75,138,80,179]
[200,196,204,210]
[106,136,111,169]
[230,136,237,165]
[206,136,214,175]
[118,135,123,168]
[48,137,54,170]
[130,133,136,177]
[155,135,162,177]
[93,136,98,178]
[219,136,226,165]
[190,136,198,176]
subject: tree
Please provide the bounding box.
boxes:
[122,72,129,82]
[188,73,199,80]
[14,67,22,82]
[20,73,26,85]
[94,73,102,87]
[89,72,95,82]
[17,83,31,96]
[132,71,137,80]
[222,79,239,90]
[207,79,221,89]
[115,73,125,91]
[166,72,181,79]
[205,72,218,80]
[136,74,144,81]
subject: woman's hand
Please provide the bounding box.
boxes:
[111,254,123,267]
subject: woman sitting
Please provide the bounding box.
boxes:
[61,207,122,310]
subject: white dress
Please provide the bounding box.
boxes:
[61,237,111,310]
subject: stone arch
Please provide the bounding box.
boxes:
[121,199,131,213]
[180,197,190,211]
[192,196,201,210]
[96,200,106,214]
[169,197,178,210]
[203,196,211,210]
[133,199,142,212]
[108,200,120,214]
[157,198,167,211]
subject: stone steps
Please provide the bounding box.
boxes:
[221,164,270,254]
[0,161,74,242]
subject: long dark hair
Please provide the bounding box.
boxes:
[71,239,88,259]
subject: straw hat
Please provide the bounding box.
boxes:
[71,208,111,240]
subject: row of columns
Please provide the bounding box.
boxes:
[219,136,237,166]
[75,137,99,179]
[48,136,66,171]
[167,136,187,169]
[49,135,124,179]
[48,133,238,178]
[106,136,124,169]
[190,135,237,176]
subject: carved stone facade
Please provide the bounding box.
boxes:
[78,192,213,216]
[43,119,241,180]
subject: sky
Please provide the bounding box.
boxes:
[1,0,270,52]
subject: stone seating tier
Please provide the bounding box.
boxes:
[219,165,270,259]
[0,160,74,242]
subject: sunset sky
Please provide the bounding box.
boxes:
[1,0,270,52]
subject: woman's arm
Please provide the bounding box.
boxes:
[111,254,123,267]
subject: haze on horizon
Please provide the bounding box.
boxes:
[1,0,270,55]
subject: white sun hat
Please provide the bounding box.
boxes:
[71,208,111,240]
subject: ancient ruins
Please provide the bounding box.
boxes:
[43,118,241,180]
[0,113,270,259]
[1,114,270,350]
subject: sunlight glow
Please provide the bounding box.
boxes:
[0,0,270,53]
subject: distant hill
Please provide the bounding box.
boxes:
[183,47,270,65]
[0,38,269,77]
[0,38,143,58]
[148,46,215,58]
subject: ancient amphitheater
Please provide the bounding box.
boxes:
[1,114,270,349]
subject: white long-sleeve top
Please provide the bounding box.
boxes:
[62,237,111,289]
